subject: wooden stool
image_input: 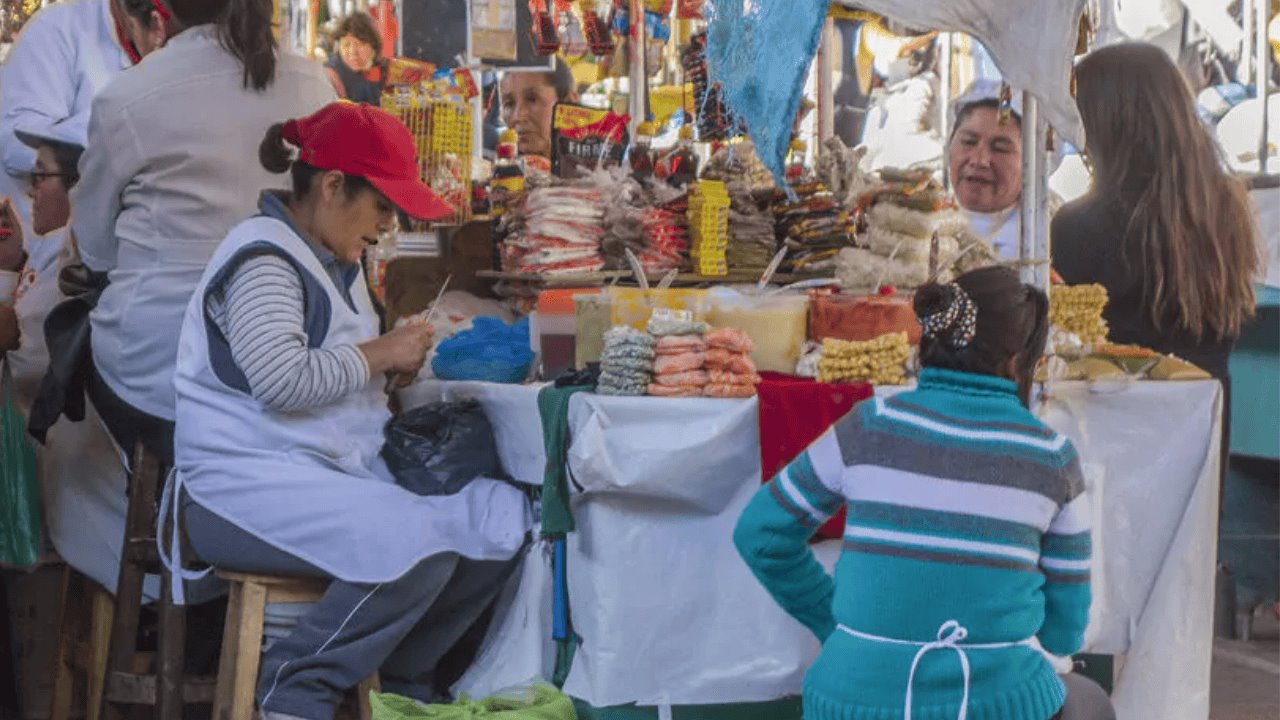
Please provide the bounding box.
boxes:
[100,442,215,720]
[214,571,381,720]
[48,565,114,720]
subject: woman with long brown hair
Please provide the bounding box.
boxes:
[1053,42,1259,383]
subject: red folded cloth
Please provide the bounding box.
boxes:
[756,372,873,540]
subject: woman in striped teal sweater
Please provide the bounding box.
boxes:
[735,267,1114,720]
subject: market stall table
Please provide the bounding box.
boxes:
[402,377,1222,720]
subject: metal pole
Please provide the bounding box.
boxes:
[1256,0,1270,174]
[1019,94,1043,287]
[817,18,835,143]
[939,32,954,186]
[1242,0,1255,88]
[1034,110,1051,291]
[628,0,648,133]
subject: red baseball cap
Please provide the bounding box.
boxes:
[281,102,454,221]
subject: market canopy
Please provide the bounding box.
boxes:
[835,0,1089,148]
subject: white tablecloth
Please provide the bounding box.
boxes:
[404,379,1222,719]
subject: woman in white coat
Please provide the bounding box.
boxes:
[0,0,143,267]
[0,118,132,596]
[174,102,530,717]
[71,0,335,465]
[946,82,1024,260]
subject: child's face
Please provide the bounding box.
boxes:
[28,146,72,236]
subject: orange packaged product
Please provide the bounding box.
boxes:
[656,335,708,355]
[708,369,761,386]
[704,383,756,398]
[648,384,703,398]
[652,369,710,387]
[653,352,706,375]
[704,327,754,353]
[704,348,757,375]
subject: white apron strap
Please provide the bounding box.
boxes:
[838,620,1037,720]
[156,468,213,605]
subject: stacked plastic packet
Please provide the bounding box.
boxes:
[637,202,689,274]
[501,185,607,276]
[646,311,711,397]
[700,141,779,273]
[597,326,656,396]
[835,169,998,292]
[687,180,730,277]
[773,180,858,272]
[703,327,760,398]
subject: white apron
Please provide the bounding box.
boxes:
[173,216,530,586]
[7,229,136,596]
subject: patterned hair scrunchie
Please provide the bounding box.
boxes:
[920,283,979,349]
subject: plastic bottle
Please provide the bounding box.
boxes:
[664,124,699,187]
[785,138,807,184]
[629,121,657,180]
[490,129,525,218]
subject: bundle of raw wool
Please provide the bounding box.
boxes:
[597,326,656,396]
[702,327,759,398]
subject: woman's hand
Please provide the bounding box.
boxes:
[358,320,434,384]
[0,198,26,273]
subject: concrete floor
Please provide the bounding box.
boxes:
[1211,638,1280,720]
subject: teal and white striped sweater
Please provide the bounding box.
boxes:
[734,368,1091,720]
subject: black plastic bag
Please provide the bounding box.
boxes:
[381,399,504,496]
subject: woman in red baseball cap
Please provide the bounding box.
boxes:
[171,102,530,717]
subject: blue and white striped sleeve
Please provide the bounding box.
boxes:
[1037,452,1092,656]
[207,255,370,413]
[733,429,848,640]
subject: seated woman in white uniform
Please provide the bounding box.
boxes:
[174,102,531,717]
[946,82,1024,260]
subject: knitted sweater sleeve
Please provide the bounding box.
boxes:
[733,428,847,641]
[1037,450,1093,656]
[206,254,371,413]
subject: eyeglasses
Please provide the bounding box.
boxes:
[29,171,75,186]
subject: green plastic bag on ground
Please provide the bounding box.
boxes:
[370,683,577,720]
[0,359,41,569]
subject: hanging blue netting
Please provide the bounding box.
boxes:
[704,0,832,188]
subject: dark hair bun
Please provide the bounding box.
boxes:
[259,123,293,174]
[913,282,951,323]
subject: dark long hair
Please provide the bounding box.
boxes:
[167,0,277,91]
[914,266,1050,407]
[1076,42,1258,340]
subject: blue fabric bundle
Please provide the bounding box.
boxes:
[704,0,833,188]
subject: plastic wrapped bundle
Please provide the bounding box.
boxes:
[501,184,607,276]
[597,325,656,396]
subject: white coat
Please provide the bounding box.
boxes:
[6,228,135,596]
[0,0,129,248]
[963,206,1021,261]
[173,216,530,585]
[72,26,335,421]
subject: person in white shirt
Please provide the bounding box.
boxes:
[71,0,335,465]
[0,0,137,267]
[947,82,1023,260]
[0,117,134,596]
